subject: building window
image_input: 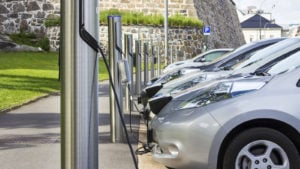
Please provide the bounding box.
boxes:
[250,35,254,42]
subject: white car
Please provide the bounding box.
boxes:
[163,48,233,73]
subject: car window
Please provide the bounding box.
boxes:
[266,51,300,75]
[219,48,262,69]
[194,51,227,62]
[233,38,300,70]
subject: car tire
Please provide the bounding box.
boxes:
[222,127,300,169]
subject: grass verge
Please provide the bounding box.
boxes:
[0,52,110,111]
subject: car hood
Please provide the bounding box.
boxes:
[151,75,272,118]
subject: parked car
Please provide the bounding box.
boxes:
[147,38,285,87]
[163,48,233,73]
[143,37,294,100]
[150,64,300,169]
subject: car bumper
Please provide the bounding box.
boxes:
[151,112,221,169]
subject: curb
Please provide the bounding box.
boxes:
[0,92,60,114]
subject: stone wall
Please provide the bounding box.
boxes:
[0,0,60,34]
[47,25,204,58]
[100,26,204,59]
[193,0,245,48]
[1,0,245,54]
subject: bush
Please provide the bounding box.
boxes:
[43,9,203,28]
[9,32,50,51]
[99,9,203,28]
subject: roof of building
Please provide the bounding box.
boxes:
[241,14,282,29]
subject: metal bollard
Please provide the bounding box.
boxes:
[157,45,161,75]
[108,15,124,143]
[124,34,133,112]
[150,45,155,79]
[135,40,142,95]
[143,42,149,86]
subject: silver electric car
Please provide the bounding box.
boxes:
[150,57,300,169]
[163,48,233,73]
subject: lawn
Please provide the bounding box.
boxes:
[0,52,109,111]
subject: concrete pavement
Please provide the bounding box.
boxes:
[0,81,165,169]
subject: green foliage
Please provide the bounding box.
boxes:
[44,18,61,27]
[99,9,203,28]
[9,32,50,51]
[44,14,61,27]
[44,9,203,28]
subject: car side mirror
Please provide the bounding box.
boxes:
[297,79,300,87]
[200,58,206,62]
[118,59,131,84]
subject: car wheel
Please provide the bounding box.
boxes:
[222,127,300,169]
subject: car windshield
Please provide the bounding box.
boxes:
[232,38,300,70]
[194,51,228,62]
[207,42,258,64]
[266,51,300,75]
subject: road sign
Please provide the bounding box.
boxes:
[203,26,211,35]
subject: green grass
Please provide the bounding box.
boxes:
[0,52,110,111]
[0,52,60,111]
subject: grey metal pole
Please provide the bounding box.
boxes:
[61,0,98,168]
[143,42,149,86]
[124,34,133,112]
[108,16,124,143]
[164,0,168,66]
[157,45,161,75]
[150,45,155,79]
[170,43,173,64]
[135,40,142,95]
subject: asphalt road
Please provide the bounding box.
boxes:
[0,81,144,169]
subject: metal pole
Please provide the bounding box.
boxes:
[124,34,133,112]
[143,42,149,86]
[61,0,98,168]
[170,43,173,64]
[157,45,161,75]
[164,0,168,66]
[108,16,124,143]
[150,45,155,79]
[135,40,142,94]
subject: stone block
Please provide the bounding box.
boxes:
[27,1,40,11]
[9,13,18,18]
[21,13,32,19]
[43,3,54,11]
[36,11,45,18]
[0,15,7,22]
[20,19,29,32]
[13,3,25,13]
[0,5,9,14]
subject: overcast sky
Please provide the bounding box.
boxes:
[233,0,300,25]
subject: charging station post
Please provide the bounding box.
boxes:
[108,15,125,143]
[124,34,133,112]
[150,45,155,79]
[157,45,161,75]
[143,42,149,86]
[135,40,142,95]
[61,0,99,168]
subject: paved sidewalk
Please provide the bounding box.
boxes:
[0,81,165,169]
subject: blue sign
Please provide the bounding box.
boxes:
[203,26,211,35]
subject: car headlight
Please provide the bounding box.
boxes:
[177,80,266,109]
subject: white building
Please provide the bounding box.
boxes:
[241,14,282,43]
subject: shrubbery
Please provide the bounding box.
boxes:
[44,9,203,28]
